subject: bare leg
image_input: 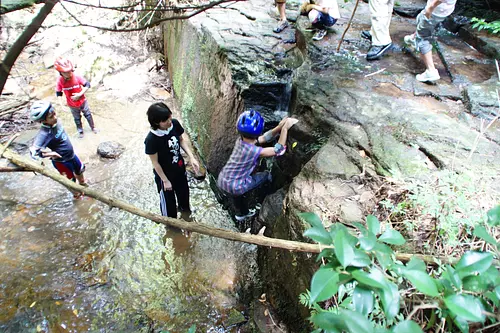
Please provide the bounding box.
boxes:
[420,50,436,71]
[75,173,88,186]
[277,3,286,21]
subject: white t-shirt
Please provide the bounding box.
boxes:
[431,0,456,17]
[316,0,340,19]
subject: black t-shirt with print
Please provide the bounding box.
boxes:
[144,119,186,176]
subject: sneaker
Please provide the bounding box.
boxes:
[312,29,327,41]
[366,43,392,60]
[416,69,440,82]
[92,128,99,134]
[361,30,372,41]
[235,208,257,221]
[78,132,84,138]
[404,34,415,45]
[273,20,289,33]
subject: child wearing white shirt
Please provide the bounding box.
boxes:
[405,0,457,82]
[300,0,340,41]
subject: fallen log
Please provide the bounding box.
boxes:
[0,144,460,265]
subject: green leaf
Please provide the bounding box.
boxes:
[374,243,393,270]
[353,286,374,316]
[488,206,500,226]
[463,275,489,293]
[334,229,354,267]
[310,269,340,303]
[403,270,440,297]
[378,229,406,245]
[316,248,336,262]
[379,282,400,320]
[444,265,462,289]
[304,226,332,245]
[299,212,323,228]
[392,320,424,333]
[452,315,469,333]
[350,250,371,267]
[310,312,344,333]
[444,294,485,322]
[367,215,380,235]
[340,309,374,333]
[359,230,377,251]
[187,325,196,333]
[352,269,387,290]
[473,226,497,247]
[455,251,493,278]
[406,257,426,272]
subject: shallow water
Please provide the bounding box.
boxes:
[0,86,256,333]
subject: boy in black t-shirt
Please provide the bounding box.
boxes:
[144,102,200,219]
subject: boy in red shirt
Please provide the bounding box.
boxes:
[55,57,97,138]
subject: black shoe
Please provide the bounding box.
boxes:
[361,30,372,41]
[366,43,392,60]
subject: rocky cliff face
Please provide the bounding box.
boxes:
[163,0,500,330]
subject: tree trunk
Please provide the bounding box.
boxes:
[0,0,44,14]
[0,0,58,95]
[0,144,461,265]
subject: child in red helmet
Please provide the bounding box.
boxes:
[54,57,97,138]
[217,110,298,221]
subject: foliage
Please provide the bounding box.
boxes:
[299,206,500,332]
[381,170,494,248]
[471,18,500,35]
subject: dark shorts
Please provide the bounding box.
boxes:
[314,13,337,28]
[52,155,85,180]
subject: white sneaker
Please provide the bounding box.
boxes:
[235,209,257,221]
[416,69,440,82]
[404,34,416,51]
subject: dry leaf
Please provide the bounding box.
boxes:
[264,309,269,316]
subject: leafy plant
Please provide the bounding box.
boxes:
[299,206,500,332]
[471,18,500,35]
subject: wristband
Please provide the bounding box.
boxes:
[274,143,287,156]
[263,130,276,143]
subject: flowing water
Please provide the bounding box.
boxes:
[0,69,257,332]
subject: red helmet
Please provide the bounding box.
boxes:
[54,57,73,72]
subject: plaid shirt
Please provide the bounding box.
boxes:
[217,139,263,195]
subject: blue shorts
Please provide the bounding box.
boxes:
[313,13,337,29]
[52,155,85,181]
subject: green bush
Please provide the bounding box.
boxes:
[299,206,500,332]
[471,18,500,35]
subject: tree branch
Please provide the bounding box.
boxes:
[0,144,469,266]
[58,0,246,32]
[0,0,59,95]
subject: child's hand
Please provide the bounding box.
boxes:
[300,1,310,15]
[162,179,173,191]
[278,116,289,129]
[71,92,83,101]
[284,117,299,130]
[191,158,200,174]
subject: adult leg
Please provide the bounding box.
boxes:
[369,0,394,46]
[69,106,84,134]
[80,100,96,131]
[367,0,394,60]
[154,174,178,218]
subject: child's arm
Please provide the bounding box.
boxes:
[148,153,173,190]
[307,4,331,14]
[259,118,299,157]
[71,78,90,101]
[257,116,288,145]
[424,0,442,18]
[179,134,200,173]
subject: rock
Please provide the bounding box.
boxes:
[10,129,38,154]
[393,5,425,18]
[463,79,500,121]
[96,141,125,159]
[259,189,286,228]
[223,308,247,328]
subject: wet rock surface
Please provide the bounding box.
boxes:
[163,0,500,330]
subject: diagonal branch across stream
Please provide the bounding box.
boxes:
[1,143,460,265]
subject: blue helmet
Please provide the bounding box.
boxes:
[237,110,264,138]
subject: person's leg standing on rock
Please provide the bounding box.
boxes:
[69,105,84,137]
[274,0,289,33]
[365,0,394,60]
